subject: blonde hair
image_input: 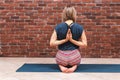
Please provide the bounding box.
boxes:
[62,6,77,22]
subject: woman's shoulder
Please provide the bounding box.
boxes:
[56,22,65,27]
[73,23,83,29]
[74,23,82,27]
[55,22,66,29]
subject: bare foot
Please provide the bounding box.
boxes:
[67,65,77,73]
[59,65,68,73]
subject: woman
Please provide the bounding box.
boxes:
[50,6,87,73]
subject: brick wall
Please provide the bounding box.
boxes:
[0,0,120,58]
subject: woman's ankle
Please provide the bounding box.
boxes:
[59,65,68,73]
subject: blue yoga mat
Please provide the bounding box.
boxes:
[16,63,120,73]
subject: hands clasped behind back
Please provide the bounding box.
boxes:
[65,29,73,42]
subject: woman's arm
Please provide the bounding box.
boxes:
[50,30,68,47]
[69,30,87,47]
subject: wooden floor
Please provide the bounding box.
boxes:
[0,58,120,80]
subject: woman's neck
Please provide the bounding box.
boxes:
[65,20,73,25]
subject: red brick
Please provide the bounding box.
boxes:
[53,0,63,2]
[71,0,82,2]
[112,0,120,2]
[0,0,120,58]
[102,0,112,3]
[82,0,94,3]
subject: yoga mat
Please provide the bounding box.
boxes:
[16,64,120,73]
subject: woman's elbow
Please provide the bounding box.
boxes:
[50,43,53,47]
[50,42,55,47]
[81,43,87,47]
[84,43,87,47]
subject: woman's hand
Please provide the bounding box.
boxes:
[69,29,73,41]
[65,29,70,41]
[66,29,73,41]
[68,30,87,47]
[50,30,69,47]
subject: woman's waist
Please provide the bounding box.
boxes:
[58,49,79,54]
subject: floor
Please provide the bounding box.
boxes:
[0,58,120,80]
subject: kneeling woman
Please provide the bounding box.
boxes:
[50,6,87,73]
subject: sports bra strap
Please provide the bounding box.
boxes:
[65,22,74,29]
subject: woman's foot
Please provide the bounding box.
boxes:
[67,65,77,73]
[59,65,68,73]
